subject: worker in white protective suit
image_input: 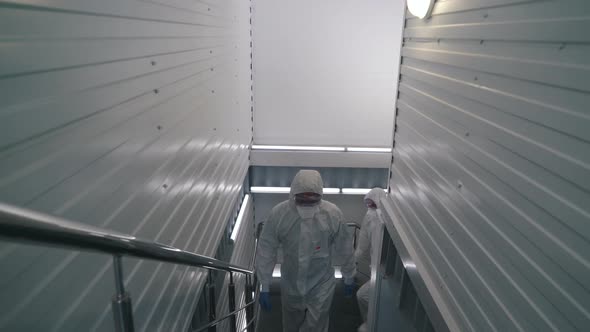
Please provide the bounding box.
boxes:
[356,187,386,332]
[256,170,356,332]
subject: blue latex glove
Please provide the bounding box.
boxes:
[344,281,355,297]
[259,291,272,311]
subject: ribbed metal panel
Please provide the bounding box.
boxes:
[0,1,252,331]
[385,1,590,331]
[215,201,255,332]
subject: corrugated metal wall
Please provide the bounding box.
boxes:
[0,1,252,331]
[385,1,590,331]
[215,200,255,332]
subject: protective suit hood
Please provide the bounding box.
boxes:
[364,187,386,208]
[290,170,324,197]
[356,188,387,276]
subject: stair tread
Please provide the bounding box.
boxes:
[257,279,362,332]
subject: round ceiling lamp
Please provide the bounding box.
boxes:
[407,0,435,19]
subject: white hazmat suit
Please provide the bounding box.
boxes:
[256,170,356,332]
[356,188,386,332]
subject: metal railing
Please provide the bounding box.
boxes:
[0,202,257,332]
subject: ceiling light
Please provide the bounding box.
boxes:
[407,0,435,19]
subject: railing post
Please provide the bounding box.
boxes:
[244,274,255,332]
[228,272,237,332]
[111,255,135,332]
[207,270,217,332]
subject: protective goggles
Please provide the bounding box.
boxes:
[294,192,322,206]
[365,199,377,209]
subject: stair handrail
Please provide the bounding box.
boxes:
[0,201,254,332]
[0,202,252,274]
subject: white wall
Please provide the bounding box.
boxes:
[385,1,590,331]
[0,1,252,331]
[252,0,405,147]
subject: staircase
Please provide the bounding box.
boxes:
[256,278,362,332]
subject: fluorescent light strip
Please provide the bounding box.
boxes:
[252,145,345,152]
[250,186,290,194]
[251,187,388,195]
[346,147,392,153]
[252,144,391,153]
[323,188,341,194]
[230,194,250,241]
[341,188,388,195]
[341,188,372,195]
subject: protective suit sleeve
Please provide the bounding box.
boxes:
[256,213,280,292]
[333,210,356,283]
[354,219,371,264]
